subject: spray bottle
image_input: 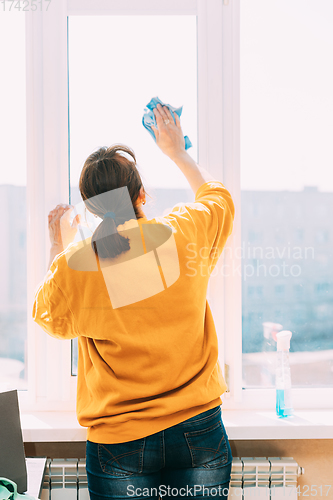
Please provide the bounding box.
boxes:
[262,322,283,386]
[275,330,294,417]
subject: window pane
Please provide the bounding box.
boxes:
[0,11,27,391]
[68,15,198,375]
[241,0,333,388]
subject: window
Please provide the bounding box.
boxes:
[316,254,328,269]
[316,229,329,244]
[23,0,225,410]
[295,229,304,243]
[67,14,197,375]
[0,10,27,392]
[274,285,285,297]
[240,0,333,392]
[315,304,331,322]
[250,203,261,217]
[256,286,263,298]
[294,284,304,296]
[248,231,262,244]
[291,304,307,325]
[315,283,330,295]
[274,229,286,243]
[247,285,263,299]
[68,15,197,204]
[17,0,332,410]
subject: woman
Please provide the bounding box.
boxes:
[33,103,235,499]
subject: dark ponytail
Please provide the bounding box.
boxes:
[91,217,130,259]
[79,144,146,259]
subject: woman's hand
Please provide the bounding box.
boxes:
[48,204,81,251]
[151,104,186,161]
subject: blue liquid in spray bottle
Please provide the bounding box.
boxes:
[276,331,294,418]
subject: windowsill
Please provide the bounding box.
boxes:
[21,409,333,443]
[221,409,333,440]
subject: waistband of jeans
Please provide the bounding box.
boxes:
[176,405,221,426]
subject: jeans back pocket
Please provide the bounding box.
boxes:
[98,438,145,477]
[184,420,230,469]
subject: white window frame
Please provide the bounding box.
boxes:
[220,0,333,411]
[21,0,333,412]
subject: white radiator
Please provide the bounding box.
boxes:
[40,459,89,500]
[229,457,304,500]
[40,457,304,500]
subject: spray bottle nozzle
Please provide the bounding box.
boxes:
[276,330,292,351]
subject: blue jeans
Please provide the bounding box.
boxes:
[86,405,232,500]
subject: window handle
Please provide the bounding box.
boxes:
[224,363,230,393]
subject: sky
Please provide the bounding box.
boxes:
[240,0,333,192]
[68,15,197,192]
[1,1,333,191]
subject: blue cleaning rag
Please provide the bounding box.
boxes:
[142,97,192,150]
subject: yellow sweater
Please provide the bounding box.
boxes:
[32,181,235,444]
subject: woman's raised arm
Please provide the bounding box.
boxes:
[152,103,216,195]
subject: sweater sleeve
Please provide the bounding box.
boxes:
[195,180,235,249]
[163,181,235,272]
[32,264,80,340]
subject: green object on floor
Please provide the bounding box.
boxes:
[0,478,36,500]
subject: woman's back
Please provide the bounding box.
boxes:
[33,103,235,496]
[33,180,234,444]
